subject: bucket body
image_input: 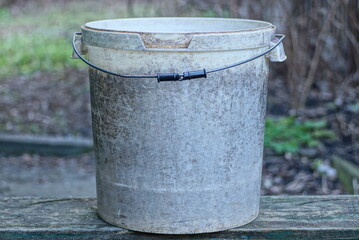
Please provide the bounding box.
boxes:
[80,18,285,234]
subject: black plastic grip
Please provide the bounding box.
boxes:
[157,73,181,82]
[157,69,207,82]
[183,69,207,80]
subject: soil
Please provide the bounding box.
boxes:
[0,68,357,197]
[0,69,92,137]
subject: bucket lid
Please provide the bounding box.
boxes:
[81,17,275,51]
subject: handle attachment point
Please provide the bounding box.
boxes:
[71,32,87,59]
[268,36,287,62]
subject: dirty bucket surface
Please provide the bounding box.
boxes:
[77,17,285,234]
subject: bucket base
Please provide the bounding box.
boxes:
[97,206,259,235]
[95,179,261,234]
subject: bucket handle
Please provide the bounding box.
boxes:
[72,32,285,82]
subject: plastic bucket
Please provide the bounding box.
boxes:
[73,17,286,234]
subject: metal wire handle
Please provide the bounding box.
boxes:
[72,32,285,82]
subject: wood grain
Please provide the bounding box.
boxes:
[0,196,358,239]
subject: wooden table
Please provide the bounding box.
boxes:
[1,195,358,239]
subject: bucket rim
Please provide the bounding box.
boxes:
[82,17,274,35]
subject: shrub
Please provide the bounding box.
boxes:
[264,116,336,154]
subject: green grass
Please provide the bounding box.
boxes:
[0,33,82,77]
[0,2,134,78]
[0,1,235,78]
[0,7,11,23]
[264,116,336,154]
[0,4,87,77]
[200,9,231,18]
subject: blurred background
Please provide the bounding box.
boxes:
[0,0,358,197]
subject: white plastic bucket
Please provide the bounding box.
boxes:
[73,17,286,234]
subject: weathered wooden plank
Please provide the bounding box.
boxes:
[0,196,358,239]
